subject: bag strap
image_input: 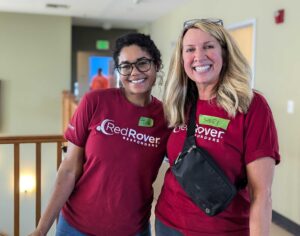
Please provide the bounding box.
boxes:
[187,101,197,138]
[182,100,247,190]
[181,100,197,151]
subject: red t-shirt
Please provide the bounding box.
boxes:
[155,92,280,236]
[63,88,170,236]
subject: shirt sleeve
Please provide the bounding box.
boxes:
[64,93,95,147]
[244,93,280,165]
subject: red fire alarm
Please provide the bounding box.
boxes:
[275,9,284,24]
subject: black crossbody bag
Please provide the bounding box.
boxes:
[171,102,247,216]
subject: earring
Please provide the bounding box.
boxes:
[156,70,164,86]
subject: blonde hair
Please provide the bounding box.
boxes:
[163,20,253,127]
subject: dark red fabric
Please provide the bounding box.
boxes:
[63,88,170,236]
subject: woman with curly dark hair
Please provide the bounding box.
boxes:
[29,33,170,236]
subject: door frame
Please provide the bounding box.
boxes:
[227,18,256,88]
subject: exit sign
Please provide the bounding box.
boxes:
[96,40,109,50]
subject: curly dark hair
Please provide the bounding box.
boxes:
[113,33,162,70]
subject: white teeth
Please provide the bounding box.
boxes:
[195,65,210,72]
[130,78,145,84]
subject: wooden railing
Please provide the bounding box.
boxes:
[0,135,65,236]
[62,90,78,132]
[0,91,77,235]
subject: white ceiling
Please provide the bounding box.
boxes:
[0,0,191,29]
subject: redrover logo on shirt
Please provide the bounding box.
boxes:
[96,119,161,147]
[173,124,225,143]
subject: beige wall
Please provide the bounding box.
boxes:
[144,0,300,225]
[0,12,71,235]
[0,0,299,234]
[0,12,71,135]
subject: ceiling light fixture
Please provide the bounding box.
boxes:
[102,22,112,30]
[132,0,143,4]
[46,3,70,9]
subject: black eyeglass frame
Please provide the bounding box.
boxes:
[183,18,224,29]
[116,58,154,76]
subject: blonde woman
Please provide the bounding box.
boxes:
[155,19,280,236]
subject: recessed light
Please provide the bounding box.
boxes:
[132,0,142,4]
[46,3,70,9]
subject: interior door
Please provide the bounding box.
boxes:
[227,19,256,87]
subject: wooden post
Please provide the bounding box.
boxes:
[35,143,41,226]
[14,144,20,236]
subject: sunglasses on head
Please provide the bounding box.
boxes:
[183,18,223,29]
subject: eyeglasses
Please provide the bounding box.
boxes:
[116,58,153,76]
[183,18,223,29]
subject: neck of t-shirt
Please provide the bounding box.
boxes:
[122,89,152,107]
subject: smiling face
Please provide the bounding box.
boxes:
[182,28,223,96]
[118,44,157,101]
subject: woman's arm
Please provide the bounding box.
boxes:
[29,142,84,236]
[247,157,275,236]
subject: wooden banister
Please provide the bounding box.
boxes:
[0,135,65,236]
[0,91,76,235]
[0,135,65,144]
[14,143,20,236]
[62,90,78,133]
[36,142,41,227]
